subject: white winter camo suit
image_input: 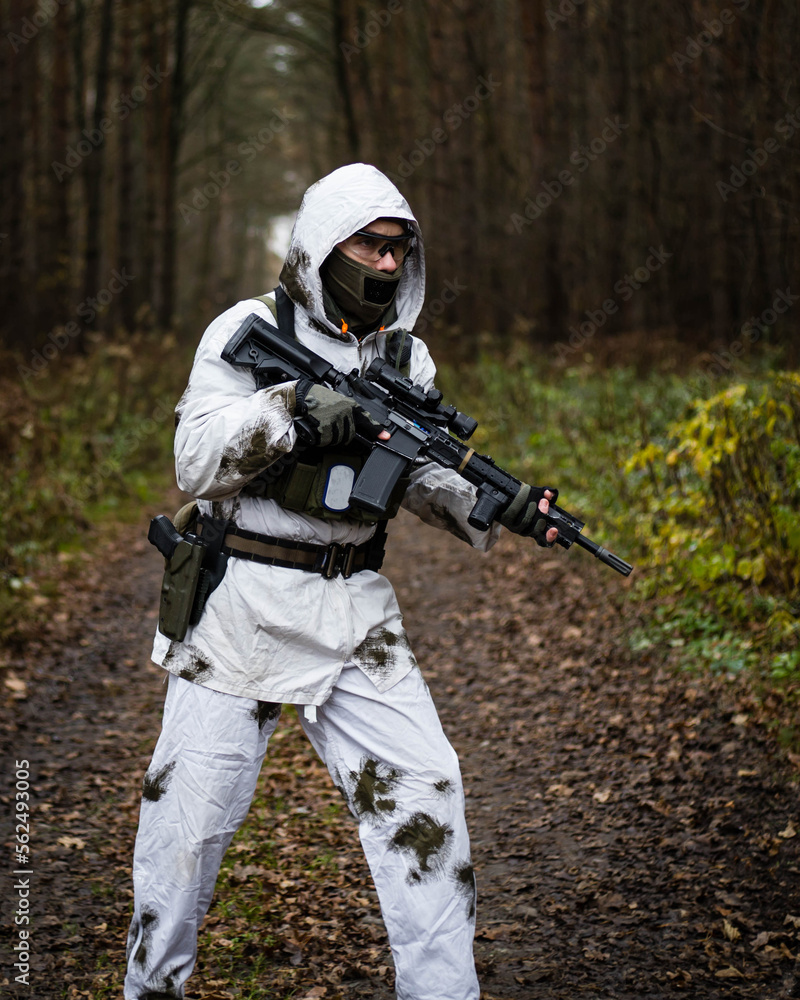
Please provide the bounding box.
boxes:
[124,164,500,1000]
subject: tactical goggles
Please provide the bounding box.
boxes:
[346,227,415,262]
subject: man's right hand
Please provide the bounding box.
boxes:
[295,382,359,447]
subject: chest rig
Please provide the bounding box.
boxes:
[242,288,415,524]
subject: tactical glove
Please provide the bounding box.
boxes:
[352,403,385,440]
[295,382,358,447]
[498,483,559,547]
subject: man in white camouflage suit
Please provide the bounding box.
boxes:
[124,163,557,1000]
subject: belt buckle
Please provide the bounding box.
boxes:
[322,542,341,579]
[322,542,356,579]
[341,543,356,579]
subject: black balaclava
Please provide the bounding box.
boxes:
[320,247,404,336]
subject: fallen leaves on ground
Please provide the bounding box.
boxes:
[1,508,799,999]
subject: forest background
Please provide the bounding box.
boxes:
[1,0,799,734]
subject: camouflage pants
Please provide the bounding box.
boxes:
[123,666,479,1000]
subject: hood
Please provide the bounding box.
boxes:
[279,163,425,340]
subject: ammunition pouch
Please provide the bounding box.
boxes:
[243,446,409,523]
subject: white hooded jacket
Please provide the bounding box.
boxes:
[151,164,500,706]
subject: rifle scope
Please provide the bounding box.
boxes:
[366,358,477,440]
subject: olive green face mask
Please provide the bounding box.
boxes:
[320,247,404,335]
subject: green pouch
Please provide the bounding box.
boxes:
[268,452,409,522]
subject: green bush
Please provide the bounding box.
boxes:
[0,333,191,637]
[434,350,687,541]
[626,376,800,593]
[435,349,799,690]
[624,372,800,680]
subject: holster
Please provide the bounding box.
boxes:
[158,535,205,642]
[153,503,230,642]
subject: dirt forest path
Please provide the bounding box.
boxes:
[2,506,800,999]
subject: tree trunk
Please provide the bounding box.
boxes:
[519,0,559,333]
[116,0,136,329]
[158,0,191,331]
[46,4,72,327]
[81,0,115,330]
[140,0,160,327]
[0,0,20,340]
[330,0,360,159]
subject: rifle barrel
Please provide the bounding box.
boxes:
[575,533,633,577]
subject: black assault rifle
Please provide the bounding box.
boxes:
[221,314,633,576]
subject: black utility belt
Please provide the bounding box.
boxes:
[150,510,387,644]
[217,523,385,579]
